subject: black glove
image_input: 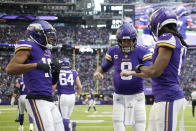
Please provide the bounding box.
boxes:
[135,64,144,73]
[51,60,61,85]
[37,63,50,73]
[50,60,61,72]
[52,70,60,85]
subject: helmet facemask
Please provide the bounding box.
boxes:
[118,38,136,53]
[44,29,57,49]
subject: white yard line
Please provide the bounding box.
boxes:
[101,112,112,114]
[72,120,104,123]
[87,115,113,117]
[0,108,17,110]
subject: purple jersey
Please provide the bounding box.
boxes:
[56,68,78,95]
[89,92,94,100]
[152,33,186,102]
[17,78,27,95]
[139,15,150,34]
[15,40,53,96]
[177,15,192,39]
[102,45,152,95]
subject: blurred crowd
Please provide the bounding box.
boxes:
[0,25,111,46]
[181,49,196,100]
[2,0,73,3]
[56,26,111,46]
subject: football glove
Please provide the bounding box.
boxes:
[51,60,61,72]
[51,60,61,85]
[37,63,50,73]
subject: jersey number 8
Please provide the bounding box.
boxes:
[121,62,132,80]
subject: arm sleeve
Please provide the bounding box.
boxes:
[157,33,176,49]
[101,47,114,72]
[141,48,152,66]
[14,42,32,54]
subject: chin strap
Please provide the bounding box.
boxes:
[46,44,52,49]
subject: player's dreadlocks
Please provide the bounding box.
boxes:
[159,23,189,48]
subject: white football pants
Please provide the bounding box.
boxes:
[89,99,96,107]
[25,99,64,131]
[58,94,75,119]
[113,92,146,131]
[147,98,186,131]
[18,95,26,114]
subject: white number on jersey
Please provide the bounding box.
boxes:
[41,57,51,77]
[121,62,132,80]
[59,72,74,86]
[20,82,25,91]
[178,47,186,75]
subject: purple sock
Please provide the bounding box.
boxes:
[72,121,77,131]
[63,118,70,131]
[93,106,96,111]
[19,114,24,126]
[28,114,33,123]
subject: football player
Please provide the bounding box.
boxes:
[0,86,3,105]
[121,8,188,131]
[10,83,20,122]
[138,8,155,53]
[53,58,82,131]
[10,84,19,107]
[191,88,196,117]
[176,6,193,41]
[6,20,64,131]
[16,76,34,131]
[85,90,97,113]
[94,23,152,131]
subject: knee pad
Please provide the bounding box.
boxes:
[113,109,124,122]
[132,119,146,131]
[113,120,125,131]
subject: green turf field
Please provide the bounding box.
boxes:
[0,105,196,131]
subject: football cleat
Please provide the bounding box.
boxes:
[18,125,24,131]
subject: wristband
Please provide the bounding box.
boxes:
[135,64,144,73]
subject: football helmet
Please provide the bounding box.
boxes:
[26,20,57,49]
[116,23,137,53]
[59,58,70,68]
[176,6,189,17]
[146,8,154,17]
[149,8,177,40]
